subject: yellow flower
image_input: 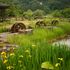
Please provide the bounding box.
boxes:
[10,53,15,56]
[58,58,63,61]
[3,60,8,64]
[2,55,7,59]
[55,63,60,67]
[1,52,6,55]
[1,52,7,59]
[6,66,13,70]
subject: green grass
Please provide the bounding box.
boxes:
[0,21,12,33]
[0,18,70,70]
[1,28,68,70]
[0,41,70,70]
[7,28,65,44]
[58,22,70,34]
[0,26,9,33]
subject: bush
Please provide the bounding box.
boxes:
[52,8,70,18]
[23,9,33,20]
[52,10,63,17]
[61,8,70,18]
[33,9,45,19]
[58,23,70,34]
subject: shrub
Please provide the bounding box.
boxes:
[61,8,70,18]
[23,9,33,20]
[52,10,63,17]
[58,23,70,34]
[33,9,45,19]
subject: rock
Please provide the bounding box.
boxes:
[18,29,33,34]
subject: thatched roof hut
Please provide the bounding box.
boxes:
[0,3,9,22]
[0,3,9,9]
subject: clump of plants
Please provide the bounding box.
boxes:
[58,23,70,34]
[0,42,70,70]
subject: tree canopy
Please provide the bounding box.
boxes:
[0,0,70,17]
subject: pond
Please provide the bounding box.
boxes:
[53,37,70,47]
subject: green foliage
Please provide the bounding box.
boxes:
[61,8,70,18]
[52,10,63,17]
[52,8,70,18]
[23,9,45,20]
[0,0,22,17]
[7,27,65,44]
[33,9,45,19]
[23,9,33,20]
[0,23,69,70]
[53,28,65,37]
[0,0,70,17]
[41,61,54,70]
[1,33,70,70]
[58,23,70,34]
[0,26,8,33]
[0,21,11,33]
[18,0,70,12]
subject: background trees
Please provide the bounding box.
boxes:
[0,0,70,18]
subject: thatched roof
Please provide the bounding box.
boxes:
[0,3,9,9]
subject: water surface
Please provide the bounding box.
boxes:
[53,38,70,47]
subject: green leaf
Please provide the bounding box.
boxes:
[41,61,54,70]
